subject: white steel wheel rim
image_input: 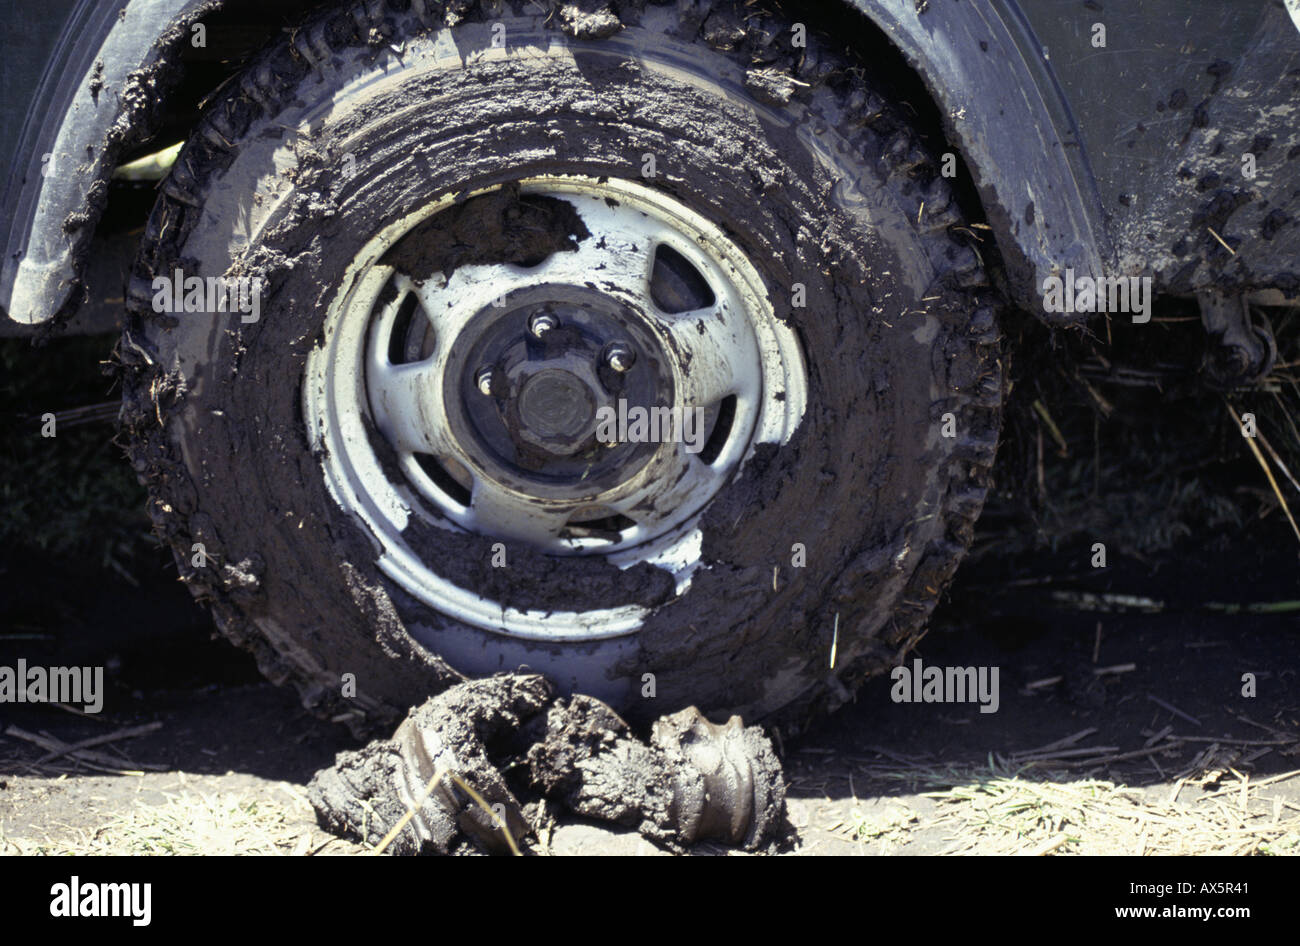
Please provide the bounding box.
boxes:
[305,175,806,642]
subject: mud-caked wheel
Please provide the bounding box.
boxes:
[120,0,1002,734]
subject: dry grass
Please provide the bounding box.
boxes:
[853,759,1300,856]
[6,763,1299,855]
[6,741,1299,856]
[0,782,363,856]
[981,302,1300,562]
[848,803,919,853]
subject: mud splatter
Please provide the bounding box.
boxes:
[379,185,590,281]
[558,2,622,41]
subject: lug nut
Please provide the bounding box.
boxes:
[605,344,635,373]
[476,366,495,396]
[529,313,559,337]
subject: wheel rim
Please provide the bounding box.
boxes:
[306,175,807,641]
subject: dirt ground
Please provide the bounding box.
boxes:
[2,514,1297,857]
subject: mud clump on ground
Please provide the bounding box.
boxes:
[307,674,787,854]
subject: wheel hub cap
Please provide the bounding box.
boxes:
[517,369,594,448]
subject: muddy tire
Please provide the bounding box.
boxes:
[119,0,1002,735]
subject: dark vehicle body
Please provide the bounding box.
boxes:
[4,0,1299,335]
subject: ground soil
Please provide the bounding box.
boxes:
[3,516,1296,855]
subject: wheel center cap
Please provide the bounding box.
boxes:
[517,368,596,441]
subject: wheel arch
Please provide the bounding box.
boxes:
[3,0,1110,329]
[0,0,323,330]
[835,0,1110,321]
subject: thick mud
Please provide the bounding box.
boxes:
[378,186,590,281]
[306,673,786,854]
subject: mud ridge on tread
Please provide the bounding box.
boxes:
[117,0,1004,735]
